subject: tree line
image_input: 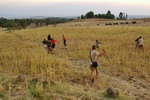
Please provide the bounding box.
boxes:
[0,17,73,32]
[80,11,128,20]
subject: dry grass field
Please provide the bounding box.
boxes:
[0,19,150,100]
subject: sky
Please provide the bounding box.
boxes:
[0,0,150,18]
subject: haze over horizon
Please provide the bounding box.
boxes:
[0,0,150,18]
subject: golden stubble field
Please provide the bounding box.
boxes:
[0,25,150,99]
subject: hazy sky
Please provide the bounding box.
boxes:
[0,0,150,18]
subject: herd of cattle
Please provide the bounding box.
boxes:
[105,21,137,26]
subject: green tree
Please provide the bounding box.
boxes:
[19,19,30,29]
[0,18,7,27]
[94,14,98,18]
[125,13,128,20]
[86,11,94,18]
[119,12,123,20]
[105,10,115,19]
[36,22,39,27]
[81,15,85,19]
[106,10,111,15]
[5,20,20,32]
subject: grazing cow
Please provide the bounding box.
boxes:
[105,23,109,25]
[125,22,129,24]
[113,23,116,25]
[131,21,137,24]
[120,22,124,25]
[116,23,118,25]
[109,23,112,25]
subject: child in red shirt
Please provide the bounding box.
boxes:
[51,38,56,49]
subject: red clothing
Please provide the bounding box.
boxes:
[51,40,56,44]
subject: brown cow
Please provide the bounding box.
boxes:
[131,21,137,24]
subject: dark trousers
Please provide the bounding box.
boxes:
[64,40,66,46]
[52,44,55,48]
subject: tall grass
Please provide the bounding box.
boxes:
[0,26,149,99]
[11,26,150,77]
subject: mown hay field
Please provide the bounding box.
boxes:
[0,26,150,99]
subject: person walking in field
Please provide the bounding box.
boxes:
[135,36,144,49]
[42,39,48,48]
[63,35,67,46]
[95,40,101,48]
[89,45,105,78]
[42,39,48,44]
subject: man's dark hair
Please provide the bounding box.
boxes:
[135,36,142,41]
[92,45,96,50]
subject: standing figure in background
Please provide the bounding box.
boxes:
[48,34,52,40]
[63,35,67,47]
[47,39,52,54]
[135,36,144,49]
[95,40,101,48]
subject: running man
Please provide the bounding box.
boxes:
[135,36,144,49]
[89,45,104,78]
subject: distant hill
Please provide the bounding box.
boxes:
[0,16,78,19]
[2,15,150,20]
[28,16,46,19]
[128,15,150,19]
[29,16,78,19]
